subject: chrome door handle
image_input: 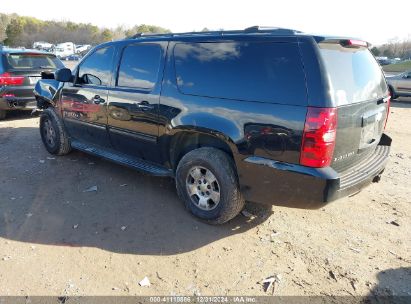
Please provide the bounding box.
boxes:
[92,95,106,104]
[136,101,154,110]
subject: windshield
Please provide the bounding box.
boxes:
[319,43,387,106]
[6,53,64,70]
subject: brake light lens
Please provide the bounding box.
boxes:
[300,107,338,168]
[341,39,368,48]
[384,94,391,129]
[0,72,25,86]
[0,93,15,98]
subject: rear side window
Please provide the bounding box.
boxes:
[174,42,307,105]
[6,53,63,70]
[117,44,162,90]
[78,46,115,86]
[319,43,387,105]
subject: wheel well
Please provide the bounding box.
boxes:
[36,96,51,109]
[170,132,235,171]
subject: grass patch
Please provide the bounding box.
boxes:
[383,61,411,73]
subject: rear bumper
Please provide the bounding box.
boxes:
[0,96,37,110]
[239,134,392,208]
[0,85,36,110]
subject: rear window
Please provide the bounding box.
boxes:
[174,42,307,105]
[6,53,63,70]
[319,43,387,105]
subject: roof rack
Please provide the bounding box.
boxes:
[244,26,301,34]
[129,26,301,39]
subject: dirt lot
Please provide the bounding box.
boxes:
[0,99,410,299]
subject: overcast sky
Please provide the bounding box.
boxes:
[2,0,410,45]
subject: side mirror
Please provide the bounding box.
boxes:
[82,73,102,86]
[55,68,72,82]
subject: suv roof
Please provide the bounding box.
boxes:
[121,26,368,45]
[130,26,302,39]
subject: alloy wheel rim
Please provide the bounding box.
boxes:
[43,119,56,147]
[186,166,221,211]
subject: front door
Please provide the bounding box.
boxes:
[107,42,167,162]
[396,71,411,95]
[61,45,116,147]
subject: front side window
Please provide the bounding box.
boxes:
[117,44,162,90]
[78,46,115,86]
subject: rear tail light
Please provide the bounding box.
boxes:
[0,72,25,86]
[384,94,391,129]
[300,107,338,168]
[0,93,15,98]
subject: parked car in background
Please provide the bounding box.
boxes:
[0,47,64,119]
[33,41,54,51]
[53,42,76,58]
[376,56,400,66]
[377,58,392,66]
[61,54,81,61]
[34,27,392,224]
[78,48,92,58]
[386,69,411,99]
[75,44,91,54]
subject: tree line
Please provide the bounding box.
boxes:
[371,38,411,59]
[0,13,170,48]
[2,12,410,60]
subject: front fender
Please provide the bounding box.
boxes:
[34,79,62,108]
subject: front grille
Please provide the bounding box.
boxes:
[339,145,390,189]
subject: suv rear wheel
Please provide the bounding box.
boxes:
[39,108,71,155]
[0,110,6,120]
[176,147,245,224]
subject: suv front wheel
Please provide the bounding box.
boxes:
[389,86,397,100]
[40,107,72,155]
[176,147,245,224]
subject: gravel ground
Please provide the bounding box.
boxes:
[0,98,410,300]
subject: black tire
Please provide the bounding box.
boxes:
[176,147,245,224]
[39,107,71,155]
[0,110,6,120]
[389,86,397,100]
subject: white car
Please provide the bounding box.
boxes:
[386,69,411,99]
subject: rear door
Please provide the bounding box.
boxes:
[107,42,167,162]
[61,45,115,147]
[317,41,389,172]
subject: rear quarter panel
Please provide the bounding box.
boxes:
[159,40,308,200]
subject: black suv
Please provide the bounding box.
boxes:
[0,47,64,119]
[34,27,392,224]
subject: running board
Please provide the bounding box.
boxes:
[71,141,174,177]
